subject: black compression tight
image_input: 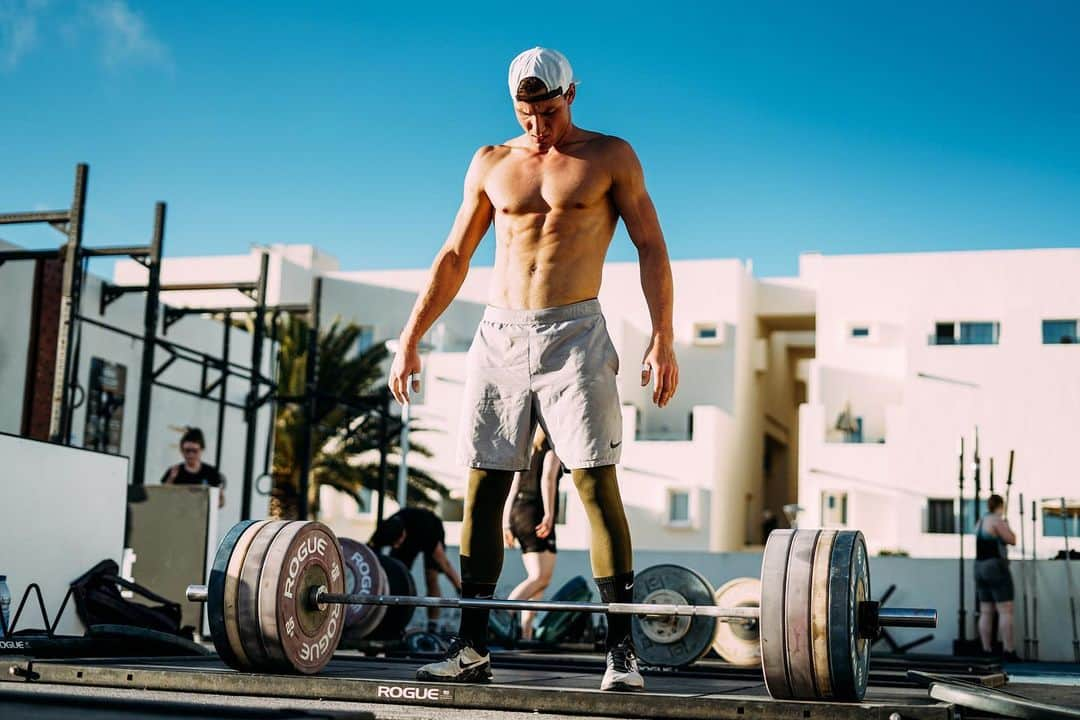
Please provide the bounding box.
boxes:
[458,465,633,583]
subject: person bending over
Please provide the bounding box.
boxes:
[388,46,678,691]
[369,508,463,629]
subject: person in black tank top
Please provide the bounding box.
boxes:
[502,427,561,640]
[973,494,1018,661]
[161,427,226,508]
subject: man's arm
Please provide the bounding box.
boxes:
[430,543,462,592]
[536,450,560,539]
[503,472,521,547]
[992,515,1017,545]
[609,138,678,407]
[389,147,495,404]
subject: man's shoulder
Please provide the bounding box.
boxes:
[473,143,515,163]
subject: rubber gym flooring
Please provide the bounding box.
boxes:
[5,651,1059,720]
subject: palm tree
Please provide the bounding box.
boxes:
[268,314,447,519]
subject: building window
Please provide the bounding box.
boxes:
[821,491,848,526]
[926,498,956,534]
[356,325,375,354]
[667,490,691,526]
[692,322,723,345]
[851,327,870,338]
[1043,319,1078,345]
[930,321,1000,346]
[1042,504,1080,537]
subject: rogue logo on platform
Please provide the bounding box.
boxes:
[375,685,452,701]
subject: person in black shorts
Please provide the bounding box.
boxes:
[369,507,463,627]
[161,427,225,508]
[974,494,1019,661]
[502,427,561,640]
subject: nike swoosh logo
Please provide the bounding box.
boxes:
[610,441,622,449]
[459,657,486,670]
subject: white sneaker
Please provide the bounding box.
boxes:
[601,640,644,691]
[416,637,492,683]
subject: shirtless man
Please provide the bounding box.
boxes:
[388,47,678,691]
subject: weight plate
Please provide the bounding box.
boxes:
[222,520,272,671]
[828,530,871,701]
[339,538,386,645]
[710,577,760,666]
[631,564,716,668]
[350,558,389,640]
[811,529,837,698]
[783,529,818,699]
[237,520,289,670]
[488,608,516,645]
[638,588,691,644]
[368,554,417,640]
[207,520,258,670]
[534,575,592,644]
[404,629,449,655]
[760,529,794,699]
[257,521,345,674]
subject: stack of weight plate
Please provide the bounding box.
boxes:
[337,538,419,646]
[206,520,346,674]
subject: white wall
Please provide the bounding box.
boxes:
[404,545,1080,664]
[0,433,128,636]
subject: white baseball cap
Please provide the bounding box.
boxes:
[508,47,576,101]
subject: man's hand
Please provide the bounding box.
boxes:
[535,515,554,539]
[641,334,679,407]
[388,340,422,405]
[503,528,516,548]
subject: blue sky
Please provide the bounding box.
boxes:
[2,1,1077,278]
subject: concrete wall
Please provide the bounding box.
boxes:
[407,545,1080,664]
[0,241,34,433]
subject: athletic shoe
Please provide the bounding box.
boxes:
[1002,650,1021,663]
[601,639,644,691]
[415,636,492,683]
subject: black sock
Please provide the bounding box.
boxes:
[595,571,634,649]
[458,581,496,652]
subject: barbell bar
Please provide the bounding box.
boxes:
[187,521,936,703]
[186,585,934,630]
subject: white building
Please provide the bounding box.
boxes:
[7,241,1078,560]
[795,249,1080,560]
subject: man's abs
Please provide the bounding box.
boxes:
[482,135,619,309]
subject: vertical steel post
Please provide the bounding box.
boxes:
[298,278,322,521]
[214,312,231,470]
[240,253,269,520]
[131,202,164,484]
[1061,497,1080,663]
[956,436,967,646]
[376,388,390,523]
[49,163,88,443]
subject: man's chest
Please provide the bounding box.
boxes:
[486,154,611,213]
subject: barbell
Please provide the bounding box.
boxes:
[186,521,936,702]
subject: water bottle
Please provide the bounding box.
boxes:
[0,575,11,638]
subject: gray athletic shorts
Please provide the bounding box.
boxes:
[456,298,622,471]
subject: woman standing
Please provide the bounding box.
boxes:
[503,427,562,640]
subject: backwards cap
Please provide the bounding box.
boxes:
[508,47,576,101]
